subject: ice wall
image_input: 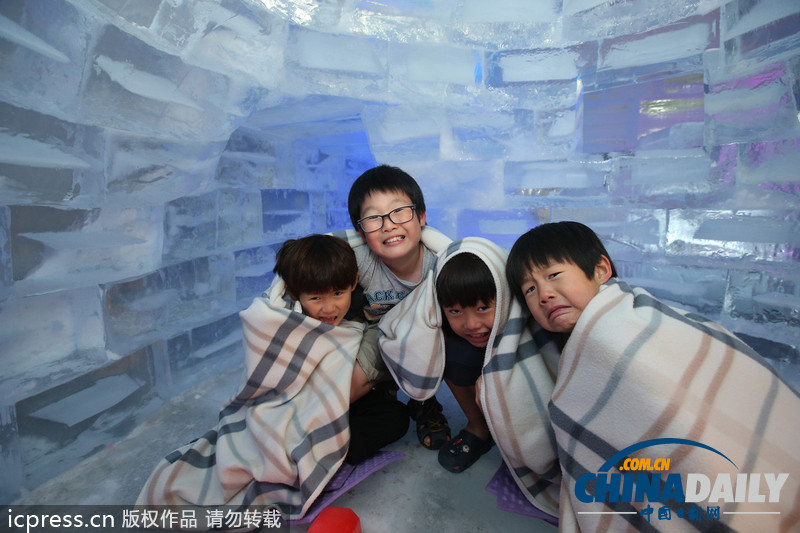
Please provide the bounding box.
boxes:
[1,0,798,503]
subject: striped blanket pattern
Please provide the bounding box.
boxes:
[136,276,364,520]
[378,237,562,517]
[549,280,800,532]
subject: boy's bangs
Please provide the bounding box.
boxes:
[436,253,496,308]
[300,263,357,294]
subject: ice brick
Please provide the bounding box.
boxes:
[666,210,800,263]
[102,270,168,354]
[723,269,800,348]
[439,109,540,161]
[163,192,217,262]
[388,41,481,106]
[0,289,105,405]
[563,0,718,42]
[105,134,225,203]
[80,25,235,140]
[0,2,87,119]
[162,255,235,324]
[286,26,387,99]
[293,131,375,191]
[722,0,800,63]
[362,104,442,162]
[456,209,545,250]
[10,205,163,296]
[103,255,236,355]
[234,244,277,305]
[14,349,157,490]
[261,189,312,243]
[583,73,705,153]
[486,42,597,111]
[217,189,263,250]
[596,12,718,87]
[550,207,667,261]
[0,102,104,206]
[616,261,728,318]
[705,62,800,145]
[166,313,243,389]
[404,161,504,210]
[609,149,722,208]
[505,158,609,202]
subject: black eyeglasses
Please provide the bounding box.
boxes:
[356,205,416,233]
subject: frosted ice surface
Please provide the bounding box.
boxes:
[495,49,580,82]
[29,374,144,427]
[739,139,800,184]
[694,216,800,244]
[363,105,442,145]
[0,13,69,63]
[293,28,383,74]
[461,0,557,23]
[723,0,800,40]
[0,132,91,169]
[95,56,203,111]
[600,23,713,71]
[628,149,711,185]
[396,43,478,85]
[506,160,596,190]
[0,289,104,401]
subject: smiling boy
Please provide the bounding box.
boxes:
[347,165,452,450]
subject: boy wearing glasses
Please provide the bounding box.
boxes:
[343,165,453,451]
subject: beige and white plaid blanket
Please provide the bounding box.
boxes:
[136,276,363,521]
[549,280,800,532]
[378,237,563,517]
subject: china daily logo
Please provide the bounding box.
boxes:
[574,438,789,523]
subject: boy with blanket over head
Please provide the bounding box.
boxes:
[379,238,563,513]
[335,164,454,451]
[505,221,800,532]
[136,234,406,522]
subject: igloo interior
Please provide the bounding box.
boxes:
[1,0,799,530]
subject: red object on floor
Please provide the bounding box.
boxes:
[307,507,362,533]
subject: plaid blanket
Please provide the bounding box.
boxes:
[378,237,562,517]
[550,280,800,532]
[136,275,364,521]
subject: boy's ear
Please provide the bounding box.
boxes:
[418,211,427,227]
[350,273,360,291]
[593,255,614,285]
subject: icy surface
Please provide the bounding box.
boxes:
[0,0,798,506]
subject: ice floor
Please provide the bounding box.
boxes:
[14,363,557,533]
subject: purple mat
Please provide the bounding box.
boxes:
[485,462,559,527]
[288,450,405,525]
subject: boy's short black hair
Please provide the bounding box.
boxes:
[506,221,618,304]
[436,253,496,308]
[274,234,358,298]
[347,165,426,229]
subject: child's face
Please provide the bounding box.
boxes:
[358,190,426,265]
[520,256,613,333]
[297,283,356,326]
[442,300,496,348]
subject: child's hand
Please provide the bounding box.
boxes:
[474,376,483,410]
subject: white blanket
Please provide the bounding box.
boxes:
[549,280,800,532]
[378,237,562,517]
[136,276,364,521]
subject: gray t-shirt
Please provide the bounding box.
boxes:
[353,244,436,322]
